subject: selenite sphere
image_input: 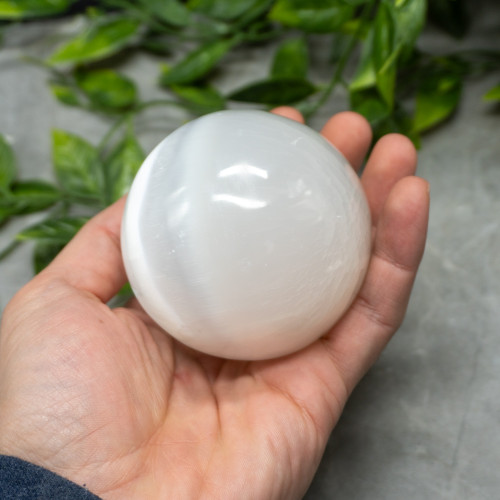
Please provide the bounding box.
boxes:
[121,110,371,360]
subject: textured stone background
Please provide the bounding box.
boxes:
[1,3,500,498]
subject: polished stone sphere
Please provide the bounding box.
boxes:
[121,110,371,360]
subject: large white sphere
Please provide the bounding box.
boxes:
[121,110,371,360]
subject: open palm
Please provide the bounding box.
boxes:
[0,109,429,500]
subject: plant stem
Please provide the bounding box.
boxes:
[96,113,132,153]
[240,24,284,44]
[133,99,187,113]
[0,239,21,261]
[21,55,74,85]
[96,96,197,155]
[101,0,180,34]
[303,0,376,120]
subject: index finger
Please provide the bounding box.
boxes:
[320,111,373,170]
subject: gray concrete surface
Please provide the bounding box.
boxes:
[1,4,500,499]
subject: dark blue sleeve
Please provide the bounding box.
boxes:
[0,455,101,499]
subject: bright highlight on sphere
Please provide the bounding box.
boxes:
[121,110,371,360]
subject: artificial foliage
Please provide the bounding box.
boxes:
[0,0,499,272]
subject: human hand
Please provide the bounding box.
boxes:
[0,109,429,499]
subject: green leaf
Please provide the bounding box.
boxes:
[17,216,88,243]
[140,0,190,26]
[269,0,354,33]
[350,89,391,125]
[187,0,264,21]
[350,0,418,109]
[229,78,317,105]
[484,84,500,102]
[337,0,371,5]
[271,37,308,79]
[49,82,81,107]
[27,218,87,272]
[104,133,145,203]
[0,0,73,19]
[0,180,61,218]
[232,0,275,27]
[372,1,397,109]
[48,17,141,65]
[413,73,462,133]
[329,30,356,65]
[0,207,11,226]
[109,281,134,307]
[160,38,237,86]
[0,134,16,191]
[75,69,137,110]
[33,240,65,273]
[52,130,104,203]
[376,105,419,146]
[0,206,12,226]
[171,84,226,114]
[349,28,376,92]
[0,211,13,227]
[428,0,469,38]
[393,0,426,60]
[140,36,172,56]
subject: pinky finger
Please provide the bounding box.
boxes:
[323,176,430,392]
